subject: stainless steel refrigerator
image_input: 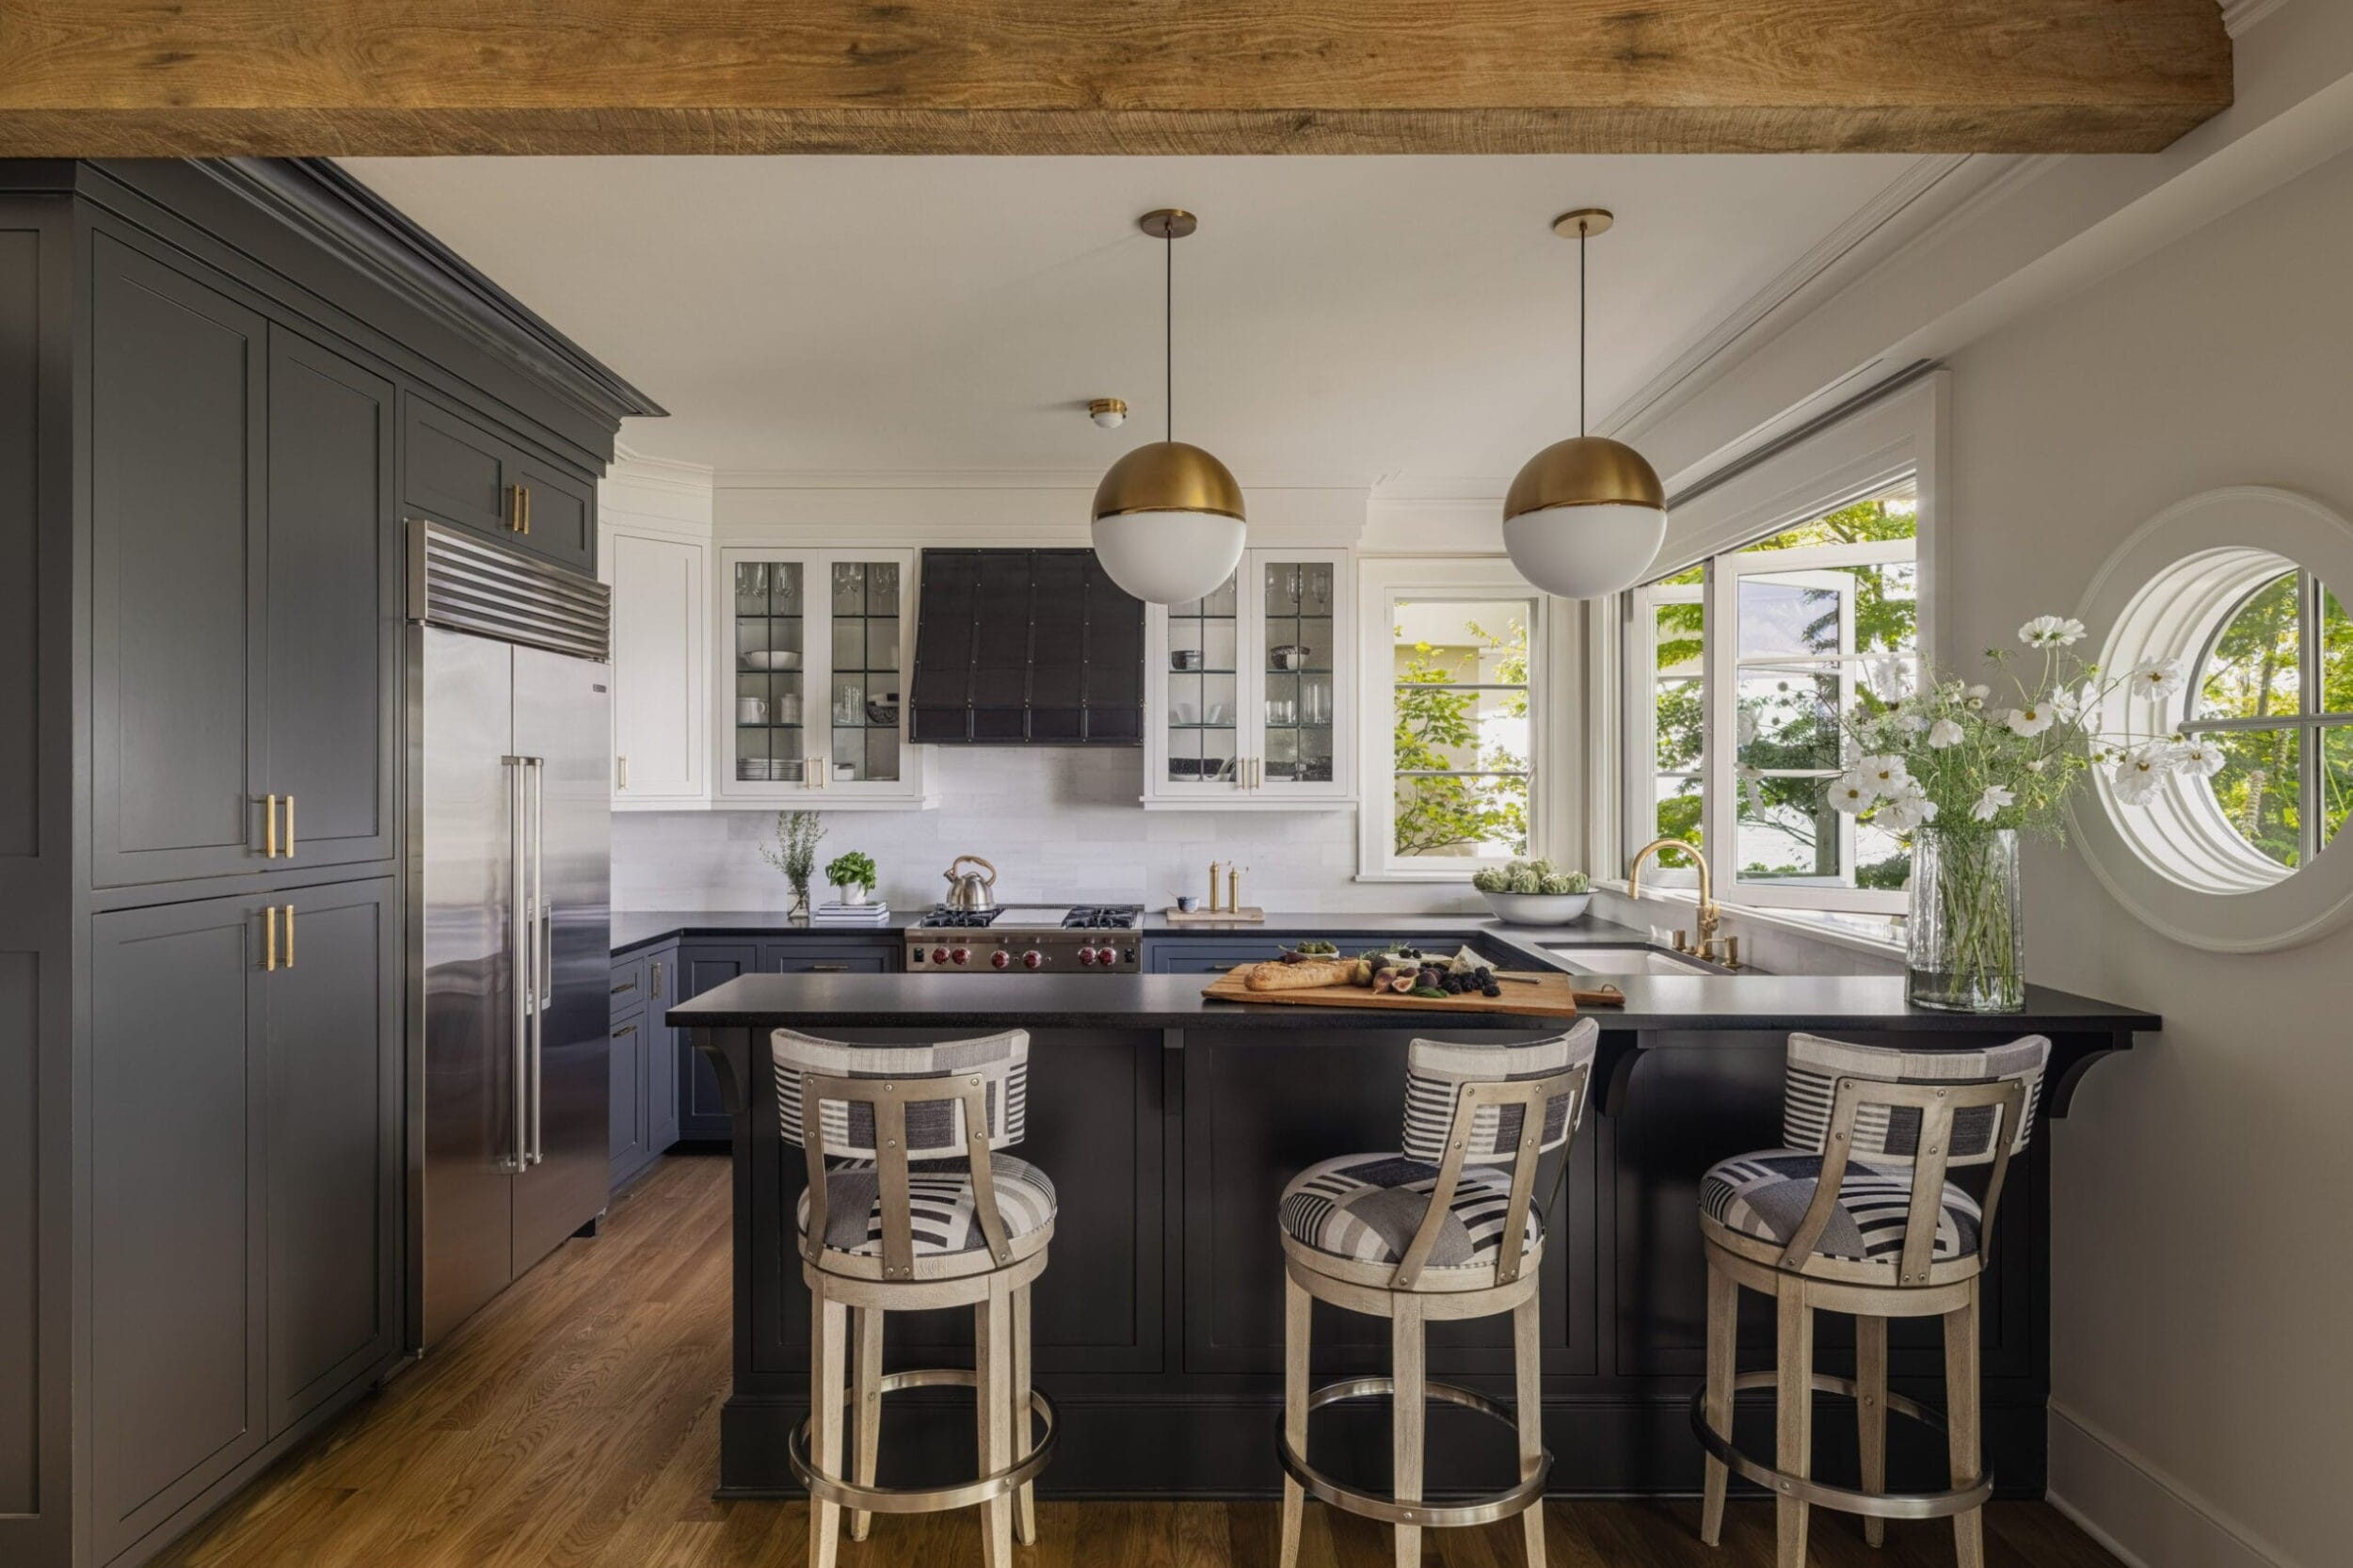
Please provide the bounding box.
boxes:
[407,522,613,1348]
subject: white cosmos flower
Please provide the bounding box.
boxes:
[1927,717,1966,748]
[1877,786,1941,833]
[1897,709,1930,734]
[1856,753,1910,792]
[1827,773,1878,814]
[2020,616,2088,648]
[1862,655,1913,702]
[2173,736,2227,777]
[2050,683,2091,725]
[2128,659,2184,699]
[1962,683,1991,712]
[2005,702,2056,737]
[2110,742,2179,804]
[1972,784,2017,822]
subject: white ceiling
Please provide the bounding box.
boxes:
[342,154,1936,486]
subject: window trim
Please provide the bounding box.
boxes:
[1356,554,1560,882]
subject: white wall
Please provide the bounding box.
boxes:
[1939,145,2353,1568]
[613,747,1486,915]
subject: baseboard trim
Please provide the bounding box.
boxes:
[2046,1403,2295,1568]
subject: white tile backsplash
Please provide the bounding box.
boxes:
[614,747,1485,916]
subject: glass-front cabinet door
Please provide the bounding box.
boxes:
[718,547,924,805]
[1144,547,1352,808]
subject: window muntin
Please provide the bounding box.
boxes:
[1627,480,1918,911]
[1388,596,1535,862]
[2182,569,2353,868]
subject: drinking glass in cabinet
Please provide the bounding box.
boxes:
[833,681,864,728]
[769,562,803,615]
[735,561,767,615]
[831,562,863,616]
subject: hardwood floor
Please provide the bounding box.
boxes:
[152,1155,2122,1568]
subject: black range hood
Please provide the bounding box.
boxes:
[909,549,1144,744]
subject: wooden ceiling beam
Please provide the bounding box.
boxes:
[0,2,2233,157]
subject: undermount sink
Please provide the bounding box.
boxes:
[1541,944,1727,978]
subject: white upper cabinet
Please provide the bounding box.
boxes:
[715,547,933,808]
[605,527,707,808]
[1143,548,1353,808]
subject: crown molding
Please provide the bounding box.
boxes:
[712,465,1372,492]
[609,443,718,497]
[2222,0,2296,39]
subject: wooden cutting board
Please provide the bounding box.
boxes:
[1202,965,1618,1018]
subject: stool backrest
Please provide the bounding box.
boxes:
[1391,1020,1600,1290]
[1782,1032,2047,1165]
[771,1028,1032,1279]
[773,1027,1029,1158]
[1776,1032,2049,1285]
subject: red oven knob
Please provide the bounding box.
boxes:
[1077,946,1096,966]
[1022,950,1043,969]
[932,947,949,966]
[951,947,970,966]
[990,950,1010,969]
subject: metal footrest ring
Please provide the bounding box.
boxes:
[1275,1376,1551,1529]
[788,1367,1057,1516]
[1689,1370,1990,1520]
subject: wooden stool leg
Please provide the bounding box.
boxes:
[847,1306,883,1542]
[809,1288,848,1568]
[1279,1271,1310,1568]
[1701,1262,1737,1547]
[1392,1297,1427,1568]
[1012,1283,1038,1546]
[976,1274,1016,1568]
[1513,1290,1546,1568]
[1856,1313,1888,1548]
[1774,1277,1813,1568]
[1945,1288,1985,1568]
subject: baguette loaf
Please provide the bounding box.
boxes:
[1243,958,1356,992]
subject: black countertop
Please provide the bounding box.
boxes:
[666,969,2159,1034]
[611,907,1657,956]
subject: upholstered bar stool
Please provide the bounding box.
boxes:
[1692,1032,2050,1568]
[774,1027,1057,1568]
[1276,1020,1600,1568]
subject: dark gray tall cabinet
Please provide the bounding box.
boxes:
[0,159,659,1568]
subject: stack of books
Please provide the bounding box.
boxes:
[810,900,890,928]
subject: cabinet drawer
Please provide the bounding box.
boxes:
[1145,938,1289,974]
[762,942,891,975]
[609,954,648,1016]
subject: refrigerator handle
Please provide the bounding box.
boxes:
[504,755,532,1174]
[528,757,548,1168]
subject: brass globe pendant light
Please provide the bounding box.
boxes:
[1502,209,1667,600]
[1091,209,1247,605]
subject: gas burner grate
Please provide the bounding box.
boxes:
[919,907,1003,928]
[1061,904,1143,930]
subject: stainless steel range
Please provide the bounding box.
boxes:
[904,904,1143,973]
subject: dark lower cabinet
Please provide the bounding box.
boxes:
[609,943,681,1189]
[643,946,680,1153]
[671,939,896,1141]
[609,1012,648,1184]
[89,876,398,1560]
[90,896,268,1561]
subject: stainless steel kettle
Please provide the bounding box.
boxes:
[941,855,999,913]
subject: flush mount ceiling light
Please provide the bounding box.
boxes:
[1502,208,1667,600]
[1088,397,1128,429]
[1091,208,1246,605]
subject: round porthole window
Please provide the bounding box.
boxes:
[2075,488,2353,951]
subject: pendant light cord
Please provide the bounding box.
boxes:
[1164,229,1175,444]
[1578,219,1589,438]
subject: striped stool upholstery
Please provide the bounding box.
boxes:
[1693,1032,2050,1568]
[1278,1020,1600,1568]
[773,1027,1053,1568]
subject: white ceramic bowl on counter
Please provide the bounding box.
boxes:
[1480,889,1592,925]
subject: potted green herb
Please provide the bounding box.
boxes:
[825,850,879,907]
[758,810,826,921]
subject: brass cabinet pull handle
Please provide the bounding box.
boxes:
[264,793,279,857]
[264,904,278,972]
[616,754,628,792]
[649,959,664,996]
[506,484,524,531]
[614,1021,637,1039]
[612,977,637,997]
[810,964,849,972]
[283,904,295,968]
[283,794,295,856]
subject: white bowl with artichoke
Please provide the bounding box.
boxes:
[1472,860,1593,925]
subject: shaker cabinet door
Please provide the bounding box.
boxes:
[262,878,400,1435]
[609,530,707,803]
[264,329,398,871]
[90,894,268,1559]
[88,234,269,888]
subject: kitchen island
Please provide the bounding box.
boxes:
[670,965,2155,1503]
